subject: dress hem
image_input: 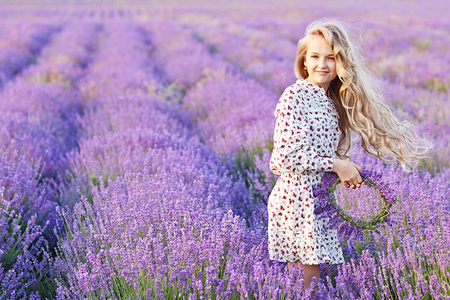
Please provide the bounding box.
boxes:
[269,255,345,265]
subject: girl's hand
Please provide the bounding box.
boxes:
[332,159,364,189]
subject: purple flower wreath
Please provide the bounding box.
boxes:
[313,170,397,235]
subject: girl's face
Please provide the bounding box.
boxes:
[304,35,337,92]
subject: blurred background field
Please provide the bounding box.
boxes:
[0,0,448,299]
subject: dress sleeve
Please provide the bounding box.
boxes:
[269,85,334,175]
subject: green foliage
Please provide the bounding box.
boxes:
[0,217,27,271]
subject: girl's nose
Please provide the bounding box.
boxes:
[317,59,326,68]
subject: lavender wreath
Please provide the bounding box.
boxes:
[314,170,397,230]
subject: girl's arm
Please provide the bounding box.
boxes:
[270,85,334,175]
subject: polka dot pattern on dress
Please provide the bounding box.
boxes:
[268,79,344,264]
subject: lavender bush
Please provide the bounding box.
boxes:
[0,19,101,299]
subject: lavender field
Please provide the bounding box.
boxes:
[0,1,449,299]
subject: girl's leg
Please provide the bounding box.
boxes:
[288,261,320,290]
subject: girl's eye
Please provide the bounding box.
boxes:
[328,57,335,61]
[311,55,318,58]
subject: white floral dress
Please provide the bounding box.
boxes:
[268,78,344,264]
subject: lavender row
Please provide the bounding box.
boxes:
[0,21,101,186]
[147,21,278,160]
[24,21,101,85]
[0,21,58,89]
[0,21,102,299]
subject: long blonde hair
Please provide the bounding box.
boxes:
[294,18,431,172]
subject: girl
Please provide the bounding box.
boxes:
[268,19,430,290]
